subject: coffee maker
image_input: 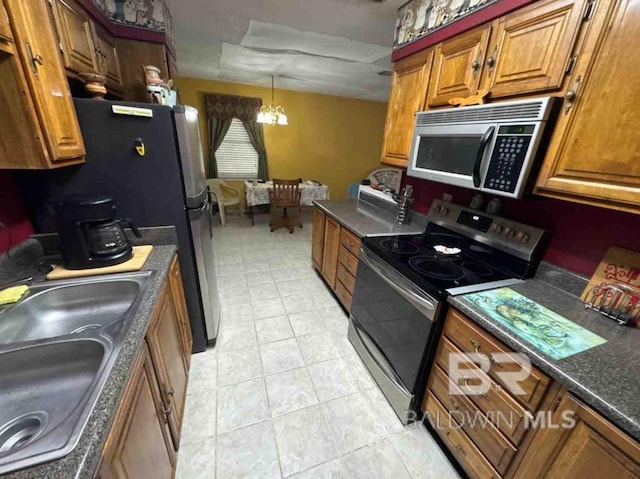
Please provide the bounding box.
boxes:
[53,195,141,270]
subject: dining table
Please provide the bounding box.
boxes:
[244,180,330,225]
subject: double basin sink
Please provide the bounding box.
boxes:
[0,271,152,475]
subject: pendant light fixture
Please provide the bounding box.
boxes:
[257,75,288,126]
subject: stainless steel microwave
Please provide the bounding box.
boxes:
[407,97,559,198]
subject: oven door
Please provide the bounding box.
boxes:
[349,247,440,424]
[407,123,497,190]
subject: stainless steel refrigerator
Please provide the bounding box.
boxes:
[16,100,220,352]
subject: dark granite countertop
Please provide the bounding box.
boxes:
[449,277,640,441]
[2,245,177,479]
[313,199,425,238]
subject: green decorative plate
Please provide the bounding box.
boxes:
[459,288,607,360]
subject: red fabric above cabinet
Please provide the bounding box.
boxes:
[404,176,640,278]
[0,172,33,253]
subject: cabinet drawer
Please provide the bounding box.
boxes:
[444,308,550,411]
[340,228,361,258]
[435,337,529,445]
[338,246,359,277]
[428,365,517,474]
[335,280,353,311]
[424,392,501,479]
[336,264,356,294]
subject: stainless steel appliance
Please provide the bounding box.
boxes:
[407,97,560,198]
[52,195,141,270]
[349,200,547,423]
[17,101,220,352]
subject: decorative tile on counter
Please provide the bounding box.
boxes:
[459,287,607,360]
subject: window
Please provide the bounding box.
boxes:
[215,119,259,179]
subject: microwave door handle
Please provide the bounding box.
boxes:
[473,126,496,187]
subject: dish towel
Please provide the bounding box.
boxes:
[0,285,28,306]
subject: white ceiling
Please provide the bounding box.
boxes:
[172,0,406,101]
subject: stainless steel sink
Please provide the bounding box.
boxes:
[0,271,152,474]
[0,278,143,344]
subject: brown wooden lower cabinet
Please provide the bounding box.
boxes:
[513,393,640,479]
[99,343,175,479]
[100,254,192,478]
[312,206,361,313]
[312,208,325,270]
[146,276,189,450]
[169,255,193,363]
[423,307,640,478]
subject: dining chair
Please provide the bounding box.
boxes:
[268,179,302,233]
[207,179,241,227]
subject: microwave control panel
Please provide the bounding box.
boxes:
[483,124,534,193]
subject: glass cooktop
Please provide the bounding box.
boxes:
[362,223,531,300]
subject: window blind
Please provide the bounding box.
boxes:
[215,119,259,179]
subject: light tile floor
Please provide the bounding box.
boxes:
[176,210,460,479]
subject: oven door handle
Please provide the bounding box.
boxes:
[351,316,410,396]
[473,126,496,188]
[359,247,437,320]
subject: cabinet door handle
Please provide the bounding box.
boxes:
[161,383,175,405]
[564,75,582,113]
[471,51,482,78]
[470,339,480,353]
[486,46,498,72]
[160,402,172,423]
[26,41,44,76]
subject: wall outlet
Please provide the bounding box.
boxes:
[443,193,453,202]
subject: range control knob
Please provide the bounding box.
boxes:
[492,224,504,234]
[440,207,449,216]
[516,231,530,243]
[503,227,515,238]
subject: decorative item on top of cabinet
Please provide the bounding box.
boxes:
[512,392,640,478]
[1,0,85,169]
[426,25,491,108]
[0,0,12,46]
[312,207,325,270]
[535,0,640,214]
[116,38,170,103]
[145,278,189,450]
[480,0,589,100]
[381,48,433,168]
[51,0,98,74]
[99,343,175,479]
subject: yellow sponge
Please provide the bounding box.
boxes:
[0,285,29,306]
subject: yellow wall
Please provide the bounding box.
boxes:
[175,77,388,201]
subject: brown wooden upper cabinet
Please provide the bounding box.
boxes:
[426,26,491,107]
[513,392,640,478]
[1,0,85,169]
[381,48,433,167]
[535,0,640,214]
[0,0,12,45]
[51,0,97,74]
[480,0,588,99]
[94,23,123,93]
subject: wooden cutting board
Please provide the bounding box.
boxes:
[581,246,640,301]
[47,245,153,280]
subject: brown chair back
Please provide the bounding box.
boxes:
[270,179,301,208]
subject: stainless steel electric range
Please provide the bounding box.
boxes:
[348,199,548,424]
